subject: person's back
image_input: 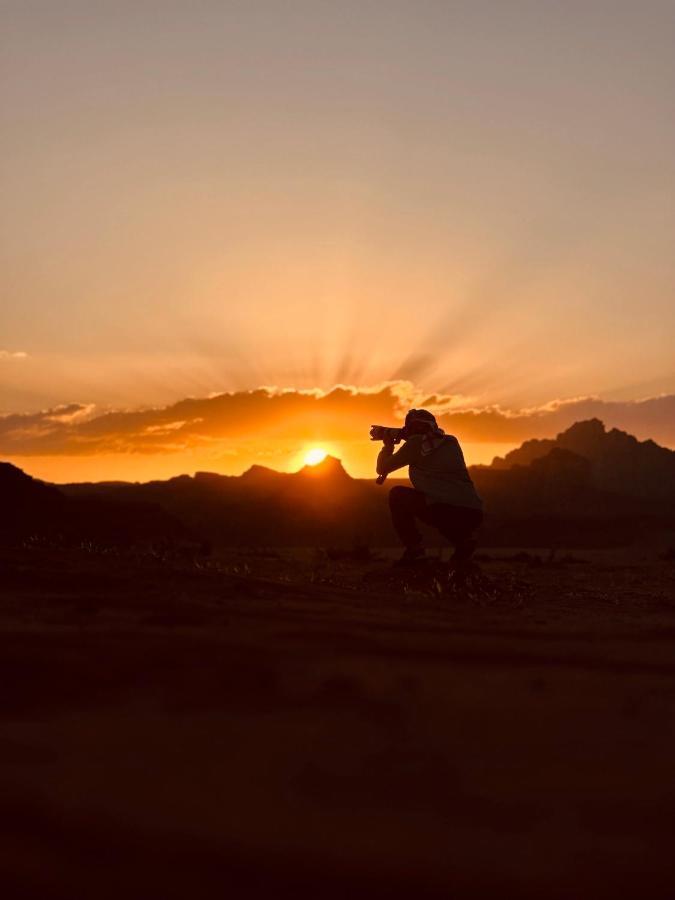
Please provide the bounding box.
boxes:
[406,433,483,510]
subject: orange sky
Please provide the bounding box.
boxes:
[1,3,674,482]
[2,384,673,483]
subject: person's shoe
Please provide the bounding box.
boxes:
[452,538,477,563]
[393,546,426,567]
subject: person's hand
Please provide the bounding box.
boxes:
[375,443,392,484]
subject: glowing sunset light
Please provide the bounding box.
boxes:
[1,3,674,484]
[304,447,328,467]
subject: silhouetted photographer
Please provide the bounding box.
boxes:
[371,409,483,566]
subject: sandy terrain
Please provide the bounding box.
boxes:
[1,545,674,899]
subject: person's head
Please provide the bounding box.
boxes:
[403,408,438,437]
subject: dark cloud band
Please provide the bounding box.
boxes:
[1,385,674,457]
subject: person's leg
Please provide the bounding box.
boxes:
[429,505,483,559]
[388,486,428,551]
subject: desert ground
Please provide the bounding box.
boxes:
[1,544,674,899]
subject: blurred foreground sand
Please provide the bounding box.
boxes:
[1,546,674,899]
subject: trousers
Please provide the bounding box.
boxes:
[388,485,483,548]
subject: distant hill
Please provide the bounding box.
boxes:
[242,456,351,484]
[6,422,675,549]
[490,418,675,501]
[0,461,188,546]
[0,462,65,540]
[61,456,377,547]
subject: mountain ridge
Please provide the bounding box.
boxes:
[3,420,674,548]
[490,418,675,501]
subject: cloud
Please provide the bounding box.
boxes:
[0,385,404,456]
[437,394,675,446]
[0,350,28,360]
[1,384,674,458]
[44,403,97,424]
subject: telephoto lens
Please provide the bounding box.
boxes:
[370,425,404,444]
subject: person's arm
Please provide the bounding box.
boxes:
[376,436,421,476]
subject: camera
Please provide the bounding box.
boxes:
[370,425,404,444]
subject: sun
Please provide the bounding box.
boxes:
[304,447,328,466]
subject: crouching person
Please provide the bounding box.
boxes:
[376,409,483,566]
